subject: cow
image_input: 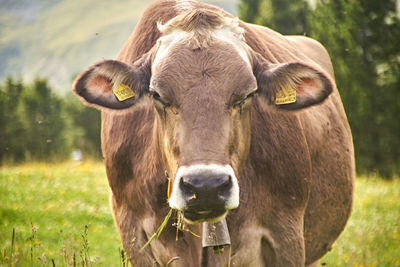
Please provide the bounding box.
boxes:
[72,0,354,266]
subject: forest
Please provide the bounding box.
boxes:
[0,77,101,163]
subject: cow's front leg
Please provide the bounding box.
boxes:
[229,213,306,267]
[110,194,157,266]
[262,219,306,266]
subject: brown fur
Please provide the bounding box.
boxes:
[73,1,354,266]
[157,8,243,49]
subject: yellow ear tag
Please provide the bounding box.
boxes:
[113,83,135,101]
[275,85,296,105]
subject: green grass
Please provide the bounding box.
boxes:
[0,162,399,266]
[320,176,400,267]
[0,162,122,266]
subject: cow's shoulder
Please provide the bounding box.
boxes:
[242,23,334,79]
[284,35,334,78]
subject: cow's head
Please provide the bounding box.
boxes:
[73,10,332,223]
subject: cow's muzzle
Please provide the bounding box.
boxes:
[169,164,239,223]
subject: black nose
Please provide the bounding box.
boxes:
[179,174,232,206]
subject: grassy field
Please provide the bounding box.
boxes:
[0,162,399,266]
[0,162,121,266]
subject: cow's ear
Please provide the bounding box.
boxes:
[73,59,150,110]
[255,60,333,110]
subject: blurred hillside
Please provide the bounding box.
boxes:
[0,0,238,94]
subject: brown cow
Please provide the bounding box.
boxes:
[73,0,354,266]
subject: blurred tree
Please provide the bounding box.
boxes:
[239,0,309,35]
[20,78,70,161]
[308,0,400,176]
[0,77,26,162]
[239,0,261,23]
[64,92,102,159]
[0,77,102,164]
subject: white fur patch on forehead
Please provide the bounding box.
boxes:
[156,7,247,50]
[157,8,245,40]
[152,12,250,72]
[175,0,197,11]
[211,24,250,66]
[152,29,250,71]
[151,29,189,74]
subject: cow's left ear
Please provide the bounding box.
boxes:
[255,61,333,110]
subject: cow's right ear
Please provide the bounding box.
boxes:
[73,60,150,110]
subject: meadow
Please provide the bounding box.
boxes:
[0,162,399,266]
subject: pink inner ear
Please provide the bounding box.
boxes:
[87,75,113,96]
[296,77,321,98]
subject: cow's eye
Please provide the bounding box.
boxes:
[151,91,169,106]
[245,92,255,101]
[237,92,255,106]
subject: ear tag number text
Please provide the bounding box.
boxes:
[113,83,135,101]
[275,85,296,105]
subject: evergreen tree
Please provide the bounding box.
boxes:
[20,78,70,161]
[0,77,26,162]
[309,0,400,176]
[239,0,261,23]
[64,92,102,159]
[239,0,309,35]
[0,77,102,163]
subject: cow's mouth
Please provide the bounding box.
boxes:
[183,209,227,223]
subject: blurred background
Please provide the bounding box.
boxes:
[1,0,399,177]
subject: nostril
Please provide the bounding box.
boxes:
[218,175,232,197]
[179,174,233,199]
[180,177,194,194]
